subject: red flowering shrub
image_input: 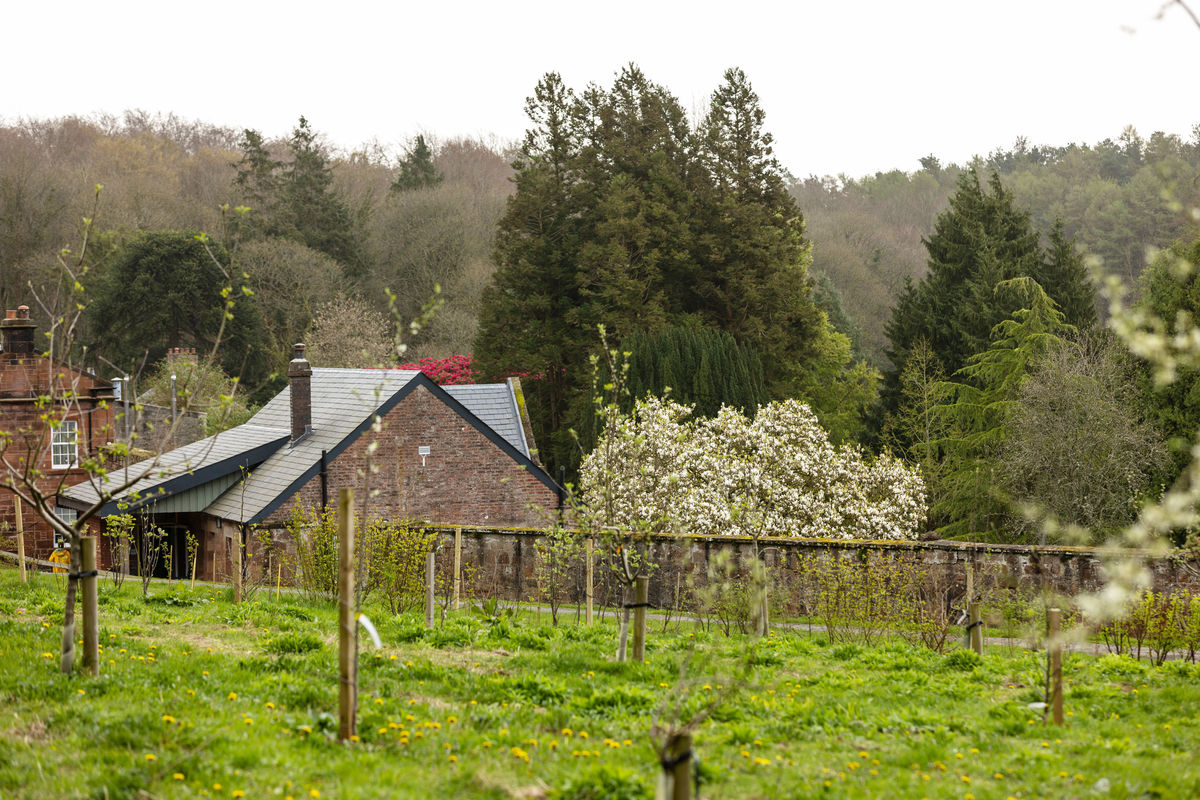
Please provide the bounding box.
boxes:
[397,354,475,385]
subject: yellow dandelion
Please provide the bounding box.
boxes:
[161,715,176,724]
[144,753,157,762]
[172,773,185,781]
[227,692,238,701]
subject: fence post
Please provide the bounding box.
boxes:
[632,575,648,663]
[337,488,356,741]
[586,537,594,626]
[453,527,462,611]
[968,601,983,656]
[425,550,436,629]
[14,497,25,583]
[81,537,99,677]
[1048,607,1064,726]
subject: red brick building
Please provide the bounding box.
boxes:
[61,345,561,580]
[0,306,117,558]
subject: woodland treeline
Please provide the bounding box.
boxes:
[2,75,1199,544]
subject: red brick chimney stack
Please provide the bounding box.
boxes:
[1,306,37,359]
[288,343,313,443]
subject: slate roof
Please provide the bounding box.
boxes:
[206,369,419,523]
[444,383,529,457]
[59,424,288,515]
[61,369,550,523]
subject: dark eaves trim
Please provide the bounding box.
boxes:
[57,433,289,516]
[247,373,563,524]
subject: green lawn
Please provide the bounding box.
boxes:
[0,568,1196,799]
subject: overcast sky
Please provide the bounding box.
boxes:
[5,0,1197,178]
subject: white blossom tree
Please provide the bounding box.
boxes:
[580,395,927,540]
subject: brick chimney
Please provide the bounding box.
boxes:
[288,343,312,443]
[165,347,198,367]
[1,306,37,359]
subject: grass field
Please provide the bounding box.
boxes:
[0,567,1197,799]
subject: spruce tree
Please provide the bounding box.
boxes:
[1035,219,1097,329]
[390,135,443,192]
[282,117,364,277]
[879,168,1072,442]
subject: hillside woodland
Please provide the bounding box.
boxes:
[2,86,1198,543]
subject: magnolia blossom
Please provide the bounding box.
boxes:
[581,396,927,540]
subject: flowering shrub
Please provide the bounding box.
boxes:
[580,396,927,540]
[397,354,475,385]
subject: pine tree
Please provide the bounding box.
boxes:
[390,135,443,192]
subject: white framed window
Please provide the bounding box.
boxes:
[53,505,77,525]
[51,420,78,469]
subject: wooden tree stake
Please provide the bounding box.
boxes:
[658,732,693,800]
[232,530,242,604]
[276,562,282,600]
[190,543,198,589]
[337,488,357,741]
[425,550,436,629]
[632,575,648,663]
[969,601,983,655]
[585,537,594,626]
[453,527,462,611]
[81,537,99,677]
[1048,607,1064,726]
[14,497,25,583]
